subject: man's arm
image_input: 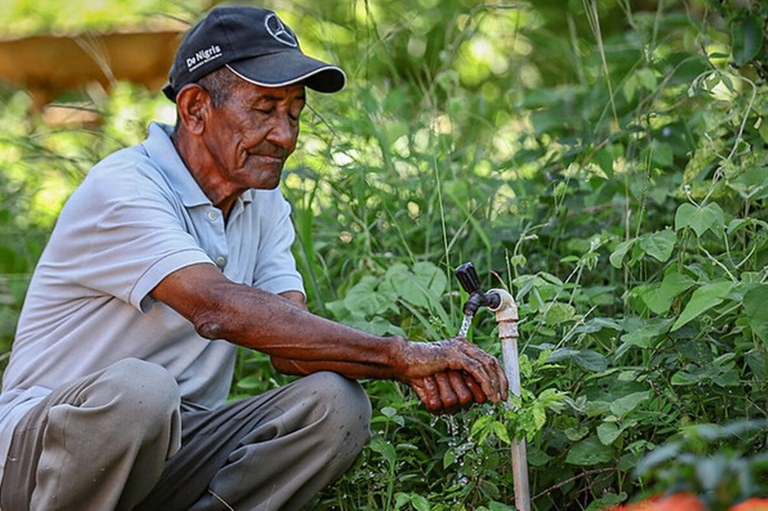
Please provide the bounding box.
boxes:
[281,287,493,414]
[151,263,507,404]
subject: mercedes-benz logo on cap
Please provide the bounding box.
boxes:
[265,13,298,47]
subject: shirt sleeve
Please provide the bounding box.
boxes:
[250,190,305,296]
[46,157,214,312]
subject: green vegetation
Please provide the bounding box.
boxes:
[1,0,767,509]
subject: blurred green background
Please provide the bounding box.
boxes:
[1,1,767,509]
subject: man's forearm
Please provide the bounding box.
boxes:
[152,263,507,402]
[154,264,410,380]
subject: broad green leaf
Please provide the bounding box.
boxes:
[443,448,456,469]
[610,239,635,268]
[488,502,516,511]
[573,350,608,372]
[651,142,673,167]
[597,145,620,178]
[412,261,447,297]
[618,318,673,356]
[587,494,628,511]
[743,285,768,341]
[411,494,431,511]
[727,166,768,200]
[639,271,696,315]
[637,68,658,91]
[610,391,650,418]
[341,276,383,316]
[674,202,725,237]
[671,281,735,331]
[639,231,676,262]
[543,301,576,324]
[623,73,638,102]
[369,436,397,466]
[732,16,765,66]
[492,420,511,444]
[761,120,768,145]
[746,348,767,380]
[527,446,553,467]
[565,436,613,466]
[671,368,708,386]
[597,422,622,445]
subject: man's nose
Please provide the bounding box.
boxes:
[266,113,297,149]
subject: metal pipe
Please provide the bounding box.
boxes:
[487,288,531,511]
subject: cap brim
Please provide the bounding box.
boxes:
[227,52,346,93]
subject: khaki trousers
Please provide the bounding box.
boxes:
[0,359,371,511]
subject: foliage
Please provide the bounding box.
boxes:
[1,0,767,510]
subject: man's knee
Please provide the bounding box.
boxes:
[305,371,372,456]
[97,358,180,435]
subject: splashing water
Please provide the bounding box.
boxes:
[458,313,473,337]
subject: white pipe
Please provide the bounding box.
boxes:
[488,288,531,511]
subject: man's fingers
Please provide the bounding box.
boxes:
[455,342,505,403]
[461,371,487,404]
[447,371,474,406]
[411,377,442,412]
[434,372,459,410]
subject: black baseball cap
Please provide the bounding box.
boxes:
[162,5,346,101]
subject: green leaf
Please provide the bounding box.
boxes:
[744,285,768,341]
[618,318,673,356]
[674,202,725,238]
[587,494,628,511]
[597,422,622,445]
[746,348,767,380]
[610,391,650,418]
[411,494,431,511]
[671,368,708,386]
[671,281,735,331]
[639,231,676,262]
[637,68,658,91]
[369,436,397,466]
[573,349,608,372]
[443,448,456,469]
[412,261,448,298]
[492,420,511,444]
[566,436,614,466]
[651,142,673,167]
[732,16,765,66]
[610,239,636,268]
[639,271,696,315]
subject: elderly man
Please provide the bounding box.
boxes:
[0,5,507,511]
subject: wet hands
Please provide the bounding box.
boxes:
[411,371,486,414]
[401,337,508,415]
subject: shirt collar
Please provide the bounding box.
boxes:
[141,122,254,209]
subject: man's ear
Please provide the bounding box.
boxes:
[175,84,211,135]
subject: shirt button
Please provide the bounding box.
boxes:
[208,211,218,221]
[215,256,227,267]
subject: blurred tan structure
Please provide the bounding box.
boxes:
[0,29,184,109]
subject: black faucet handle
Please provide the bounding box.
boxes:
[455,262,482,295]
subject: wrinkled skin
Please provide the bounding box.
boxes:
[157,74,508,414]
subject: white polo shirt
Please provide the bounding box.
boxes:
[0,122,304,479]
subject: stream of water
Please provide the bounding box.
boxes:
[458,313,473,337]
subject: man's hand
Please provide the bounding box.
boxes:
[411,371,489,414]
[395,337,508,412]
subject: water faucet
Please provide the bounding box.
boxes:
[454,262,501,314]
[453,261,530,511]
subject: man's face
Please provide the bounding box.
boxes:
[203,82,305,191]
